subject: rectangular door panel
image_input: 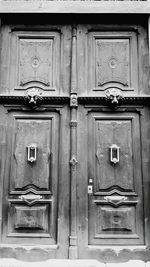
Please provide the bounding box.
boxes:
[77,28,138,96]
[8,204,51,237]
[94,118,134,191]
[10,116,53,193]
[87,31,138,93]
[0,26,71,96]
[11,31,61,92]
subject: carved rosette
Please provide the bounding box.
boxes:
[24,88,43,108]
[105,88,124,107]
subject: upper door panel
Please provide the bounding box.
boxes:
[0,26,71,95]
[77,27,138,96]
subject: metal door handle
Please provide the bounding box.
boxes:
[110,144,120,164]
[27,144,37,163]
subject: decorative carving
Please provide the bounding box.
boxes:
[95,188,138,197]
[100,207,133,232]
[96,146,103,165]
[14,205,48,231]
[19,194,42,206]
[31,56,40,69]
[104,195,127,207]
[19,38,53,87]
[78,95,150,106]
[24,88,43,107]
[105,88,124,107]
[94,195,138,207]
[95,39,129,88]
[12,117,51,191]
[70,94,78,107]
[70,154,78,170]
[94,116,134,191]
[70,120,77,128]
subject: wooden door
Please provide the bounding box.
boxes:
[76,23,150,261]
[0,17,149,262]
[0,22,71,260]
[87,112,144,245]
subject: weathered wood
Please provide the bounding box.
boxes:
[69,26,78,259]
[0,16,149,262]
[148,16,150,67]
[88,112,144,245]
[77,22,149,261]
[0,23,71,258]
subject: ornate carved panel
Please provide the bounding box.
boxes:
[11,32,60,92]
[88,111,144,245]
[96,39,129,87]
[8,204,50,236]
[88,32,138,93]
[11,117,52,192]
[19,38,53,87]
[95,206,136,237]
[95,118,133,192]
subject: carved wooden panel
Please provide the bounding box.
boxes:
[88,32,138,93]
[11,32,60,92]
[19,39,53,87]
[8,204,50,237]
[14,205,48,230]
[4,112,59,244]
[95,206,136,238]
[11,117,52,192]
[88,111,144,245]
[96,39,129,87]
[95,118,133,192]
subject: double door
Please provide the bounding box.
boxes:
[0,19,149,261]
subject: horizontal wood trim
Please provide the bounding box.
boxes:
[78,95,150,106]
[0,95,70,105]
[0,94,149,106]
[0,1,150,14]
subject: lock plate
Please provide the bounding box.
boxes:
[88,185,93,194]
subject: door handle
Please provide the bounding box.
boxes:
[27,143,37,163]
[110,144,120,164]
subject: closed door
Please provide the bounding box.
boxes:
[76,23,149,260]
[0,19,149,261]
[0,22,72,260]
